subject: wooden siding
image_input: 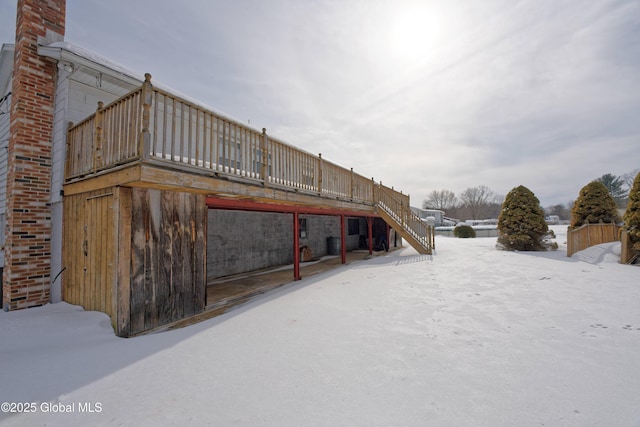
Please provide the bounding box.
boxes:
[63,188,119,325]
[128,188,206,335]
[566,223,621,257]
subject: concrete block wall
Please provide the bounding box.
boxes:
[206,210,367,281]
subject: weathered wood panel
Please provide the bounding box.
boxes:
[116,187,132,337]
[63,189,118,327]
[129,188,206,335]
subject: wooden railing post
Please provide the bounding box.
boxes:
[139,73,153,161]
[261,128,269,186]
[372,178,376,204]
[93,101,104,174]
[350,168,354,200]
[65,121,74,182]
[318,153,323,194]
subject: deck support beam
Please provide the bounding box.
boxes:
[340,215,346,264]
[367,217,373,255]
[293,212,301,281]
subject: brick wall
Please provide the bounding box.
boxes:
[3,0,66,310]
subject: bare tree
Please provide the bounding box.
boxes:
[459,185,496,219]
[423,189,457,211]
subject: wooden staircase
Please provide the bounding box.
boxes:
[376,186,434,255]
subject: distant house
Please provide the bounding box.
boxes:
[411,207,448,226]
[545,215,560,225]
[2,0,433,336]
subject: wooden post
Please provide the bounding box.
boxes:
[318,153,323,194]
[367,217,373,255]
[139,73,153,161]
[385,223,390,251]
[65,121,73,182]
[93,101,104,173]
[372,178,376,204]
[350,168,354,200]
[293,212,301,280]
[261,128,269,186]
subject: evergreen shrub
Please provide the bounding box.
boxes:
[454,224,476,238]
[571,181,621,228]
[497,185,555,251]
[623,171,640,253]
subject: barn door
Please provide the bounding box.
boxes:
[82,191,117,319]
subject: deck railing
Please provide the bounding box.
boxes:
[66,89,143,180]
[378,185,434,253]
[65,73,431,251]
[67,74,376,203]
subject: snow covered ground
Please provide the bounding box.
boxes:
[1,226,639,427]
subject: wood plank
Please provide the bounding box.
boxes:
[129,187,147,335]
[107,193,116,322]
[142,189,157,331]
[172,191,185,320]
[64,165,142,196]
[116,187,132,337]
[182,192,195,316]
[193,194,207,311]
[159,190,175,323]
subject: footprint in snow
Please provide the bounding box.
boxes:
[589,324,608,329]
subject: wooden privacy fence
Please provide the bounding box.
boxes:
[566,223,621,257]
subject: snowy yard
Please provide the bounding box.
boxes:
[1,226,639,426]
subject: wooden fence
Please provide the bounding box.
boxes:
[566,223,621,257]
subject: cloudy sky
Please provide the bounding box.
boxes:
[1,0,639,206]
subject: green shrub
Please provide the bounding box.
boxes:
[454,224,476,238]
[571,180,621,228]
[497,185,553,251]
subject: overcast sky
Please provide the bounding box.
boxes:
[1,0,639,206]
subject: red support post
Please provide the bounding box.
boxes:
[341,215,346,264]
[386,223,390,251]
[367,217,373,255]
[293,212,301,280]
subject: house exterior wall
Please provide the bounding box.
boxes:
[207,210,365,281]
